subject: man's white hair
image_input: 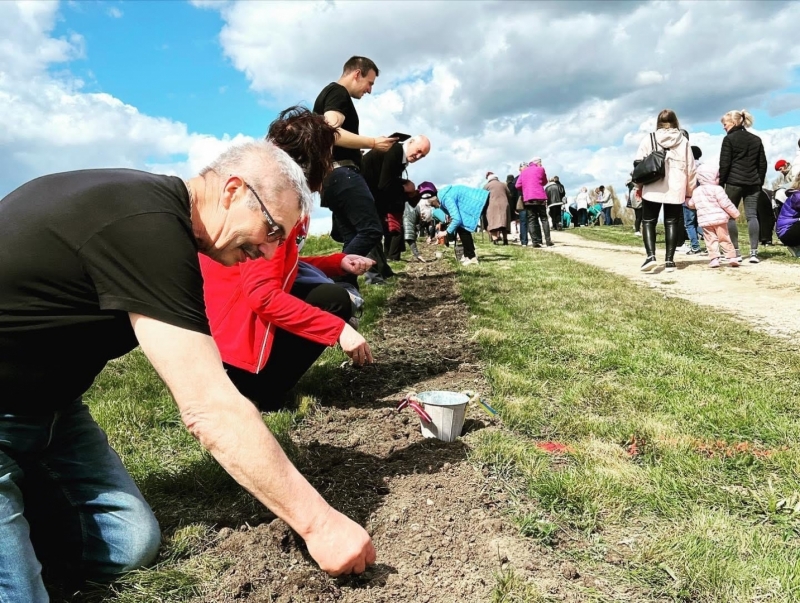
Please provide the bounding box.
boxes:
[200,140,314,219]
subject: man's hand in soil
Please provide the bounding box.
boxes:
[341,254,375,276]
[339,323,374,365]
[304,505,376,576]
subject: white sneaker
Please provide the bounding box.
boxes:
[634,231,642,237]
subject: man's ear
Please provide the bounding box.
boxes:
[221,176,244,210]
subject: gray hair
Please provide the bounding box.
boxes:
[721,109,754,129]
[200,140,314,219]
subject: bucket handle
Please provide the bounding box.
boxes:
[464,391,498,416]
[397,397,432,423]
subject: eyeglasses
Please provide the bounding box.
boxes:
[244,181,285,244]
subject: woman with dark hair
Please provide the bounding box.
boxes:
[200,106,376,411]
[633,109,697,272]
[719,109,768,263]
[267,105,337,192]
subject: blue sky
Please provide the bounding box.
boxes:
[2,0,799,234]
[54,1,274,139]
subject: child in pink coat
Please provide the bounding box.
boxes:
[686,164,741,268]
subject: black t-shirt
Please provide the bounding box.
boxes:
[313,82,362,167]
[0,169,211,414]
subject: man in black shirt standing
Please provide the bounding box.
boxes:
[314,56,397,284]
[0,141,376,599]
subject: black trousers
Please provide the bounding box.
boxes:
[569,207,579,227]
[633,207,643,233]
[385,231,403,261]
[458,228,476,259]
[642,200,682,261]
[549,206,562,229]
[779,221,800,247]
[757,189,775,243]
[224,282,352,412]
[321,166,383,257]
[525,203,551,244]
[366,243,394,279]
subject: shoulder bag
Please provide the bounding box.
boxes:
[631,133,666,185]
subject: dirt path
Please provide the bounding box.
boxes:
[194,257,520,603]
[194,254,652,603]
[546,230,800,342]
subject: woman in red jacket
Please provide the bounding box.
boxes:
[200,107,375,411]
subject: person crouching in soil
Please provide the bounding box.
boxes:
[403,181,440,261]
[426,182,489,265]
[776,172,800,257]
[200,107,376,412]
[685,164,741,268]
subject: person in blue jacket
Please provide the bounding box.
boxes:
[422,182,489,265]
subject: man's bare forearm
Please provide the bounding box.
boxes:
[335,128,375,150]
[181,392,329,539]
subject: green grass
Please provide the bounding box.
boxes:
[460,240,800,602]
[55,232,800,601]
[299,233,342,256]
[569,223,799,263]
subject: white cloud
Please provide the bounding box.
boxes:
[201,0,800,200]
[107,6,123,18]
[0,1,244,195]
[636,71,667,86]
[2,0,800,239]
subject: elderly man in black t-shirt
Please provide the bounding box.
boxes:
[314,55,397,285]
[0,141,376,599]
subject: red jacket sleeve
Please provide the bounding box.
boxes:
[239,247,346,347]
[302,253,347,276]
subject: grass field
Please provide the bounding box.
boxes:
[568,223,799,264]
[72,234,800,602]
[459,241,800,602]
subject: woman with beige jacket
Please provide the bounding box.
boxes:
[633,109,697,272]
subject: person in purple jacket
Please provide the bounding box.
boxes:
[515,157,553,247]
[776,173,800,257]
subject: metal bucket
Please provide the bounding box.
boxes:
[397,391,498,443]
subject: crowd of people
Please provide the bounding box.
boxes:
[628,108,800,271]
[476,108,800,273]
[2,49,800,602]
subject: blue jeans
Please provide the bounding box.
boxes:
[602,206,613,226]
[0,401,160,600]
[518,209,528,245]
[683,206,701,251]
[321,166,383,257]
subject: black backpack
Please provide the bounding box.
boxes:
[631,133,666,185]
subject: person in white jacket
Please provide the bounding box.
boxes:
[633,109,697,273]
[574,187,590,226]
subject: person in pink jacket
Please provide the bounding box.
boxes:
[515,157,552,247]
[686,163,741,268]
